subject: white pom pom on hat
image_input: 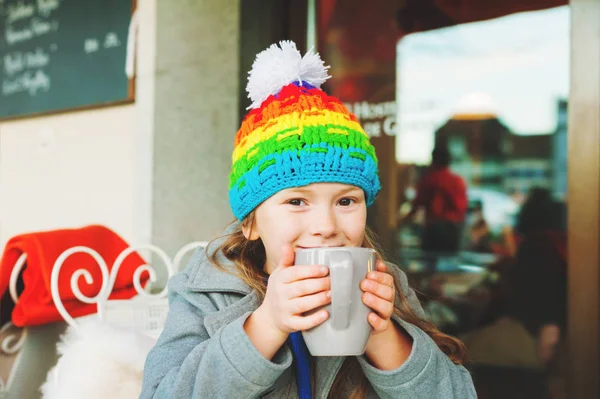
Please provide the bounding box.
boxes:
[245,40,331,110]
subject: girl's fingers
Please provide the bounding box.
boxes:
[289,290,331,315]
[360,279,394,302]
[375,260,388,273]
[279,245,296,268]
[362,292,394,319]
[291,310,330,331]
[278,264,329,283]
[366,270,394,288]
[368,312,390,333]
[287,277,331,298]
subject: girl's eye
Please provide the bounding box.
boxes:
[338,197,355,206]
[287,198,306,206]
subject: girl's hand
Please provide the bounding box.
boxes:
[360,260,396,334]
[255,245,331,336]
[360,261,412,370]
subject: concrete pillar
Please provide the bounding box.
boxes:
[149,0,239,285]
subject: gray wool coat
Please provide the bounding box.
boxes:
[140,229,476,399]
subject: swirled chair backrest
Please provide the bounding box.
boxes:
[49,241,208,335]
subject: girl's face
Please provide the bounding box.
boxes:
[245,183,367,273]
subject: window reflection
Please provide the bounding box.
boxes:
[317,2,569,398]
[394,7,568,399]
[396,8,569,255]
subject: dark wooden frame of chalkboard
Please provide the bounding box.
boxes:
[0,0,137,120]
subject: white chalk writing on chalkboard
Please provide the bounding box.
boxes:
[84,33,121,53]
[3,48,50,75]
[4,0,60,45]
[84,38,99,53]
[2,69,50,96]
[3,48,49,72]
[31,17,52,34]
[5,18,59,45]
[6,2,36,23]
[26,47,49,67]
[104,32,120,48]
[3,53,24,75]
[4,0,59,23]
[0,0,133,117]
[37,0,59,17]
[1,0,61,98]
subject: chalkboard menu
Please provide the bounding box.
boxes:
[0,0,135,119]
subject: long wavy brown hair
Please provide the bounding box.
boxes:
[208,213,467,398]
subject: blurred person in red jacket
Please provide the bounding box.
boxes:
[400,147,468,253]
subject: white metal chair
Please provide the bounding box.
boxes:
[0,240,208,398]
[49,240,208,338]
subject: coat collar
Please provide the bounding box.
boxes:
[187,254,252,295]
[203,290,260,336]
[186,221,253,296]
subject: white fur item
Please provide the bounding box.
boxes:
[246,40,331,109]
[40,318,156,399]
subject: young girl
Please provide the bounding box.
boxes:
[140,41,476,399]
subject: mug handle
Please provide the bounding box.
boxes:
[328,251,354,330]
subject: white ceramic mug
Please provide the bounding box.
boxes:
[295,247,376,356]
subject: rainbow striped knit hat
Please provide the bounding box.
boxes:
[229,41,381,220]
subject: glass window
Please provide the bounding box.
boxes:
[318,2,569,398]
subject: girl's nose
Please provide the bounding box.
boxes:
[309,208,337,238]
